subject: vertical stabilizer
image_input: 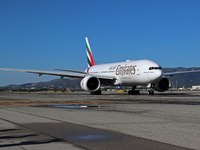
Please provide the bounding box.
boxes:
[85,37,95,67]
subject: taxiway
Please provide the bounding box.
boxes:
[0,91,200,150]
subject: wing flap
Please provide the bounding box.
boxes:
[53,68,86,74]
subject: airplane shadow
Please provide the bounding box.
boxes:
[0,138,63,148]
[0,128,64,148]
[0,129,20,132]
[0,134,38,140]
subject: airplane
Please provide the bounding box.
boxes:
[1,37,200,95]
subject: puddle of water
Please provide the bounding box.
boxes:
[68,134,112,141]
[151,101,200,105]
[49,104,108,109]
[50,104,81,109]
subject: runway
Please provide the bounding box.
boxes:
[0,91,200,150]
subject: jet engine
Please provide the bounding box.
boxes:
[80,76,100,92]
[152,77,170,92]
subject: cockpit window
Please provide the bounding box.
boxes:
[149,67,162,70]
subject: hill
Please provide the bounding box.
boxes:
[3,78,81,91]
[163,67,200,87]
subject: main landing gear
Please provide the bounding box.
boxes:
[128,86,155,95]
[90,88,155,95]
[128,86,140,95]
[148,89,154,95]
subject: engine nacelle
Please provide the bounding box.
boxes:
[80,76,100,92]
[152,77,170,92]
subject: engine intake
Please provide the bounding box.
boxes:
[80,76,100,92]
[152,77,170,92]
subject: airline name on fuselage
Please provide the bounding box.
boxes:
[108,64,136,76]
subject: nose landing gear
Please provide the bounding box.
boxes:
[148,89,154,95]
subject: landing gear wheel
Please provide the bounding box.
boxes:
[128,86,140,95]
[148,90,154,95]
[128,90,140,95]
[91,89,102,95]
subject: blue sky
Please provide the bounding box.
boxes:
[0,0,200,86]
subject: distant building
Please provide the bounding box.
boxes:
[191,85,200,90]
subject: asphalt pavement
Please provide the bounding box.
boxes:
[0,91,200,150]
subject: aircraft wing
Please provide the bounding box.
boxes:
[53,68,86,74]
[0,68,86,78]
[0,68,116,80]
[53,69,116,80]
[164,70,200,76]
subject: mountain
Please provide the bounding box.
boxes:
[3,78,81,91]
[163,67,200,87]
[1,67,200,91]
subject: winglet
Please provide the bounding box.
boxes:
[85,37,95,67]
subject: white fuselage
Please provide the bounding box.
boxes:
[87,59,163,86]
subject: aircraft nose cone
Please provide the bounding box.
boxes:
[149,70,163,83]
[156,70,163,80]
